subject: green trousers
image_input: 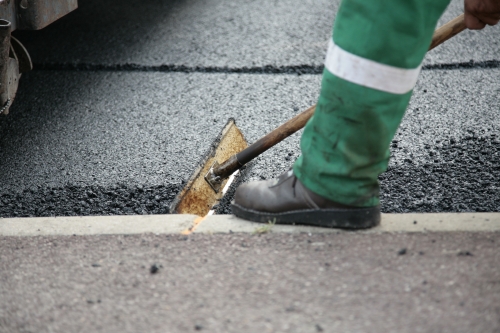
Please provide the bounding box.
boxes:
[293,0,451,207]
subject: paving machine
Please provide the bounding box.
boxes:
[0,0,77,115]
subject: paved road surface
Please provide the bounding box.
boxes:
[0,0,498,216]
[1,231,499,333]
[0,1,499,331]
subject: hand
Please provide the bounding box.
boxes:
[464,0,500,29]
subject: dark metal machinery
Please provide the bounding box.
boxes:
[0,0,78,115]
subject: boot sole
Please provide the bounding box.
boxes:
[231,203,380,229]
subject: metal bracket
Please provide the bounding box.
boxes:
[204,161,223,193]
[0,0,78,31]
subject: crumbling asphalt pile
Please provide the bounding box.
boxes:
[0,184,181,217]
[217,134,500,215]
[1,133,499,218]
[380,134,500,213]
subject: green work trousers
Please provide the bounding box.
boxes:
[293,0,451,207]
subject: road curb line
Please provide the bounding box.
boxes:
[0,214,197,236]
[0,213,499,236]
[195,213,500,234]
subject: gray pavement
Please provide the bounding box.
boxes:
[13,0,500,67]
[0,71,319,190]
[1,231,499,333]
[0,71,320,216]
[1,68,500,216]
[0,0,498,217]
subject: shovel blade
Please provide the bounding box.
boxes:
[170,119,248,216]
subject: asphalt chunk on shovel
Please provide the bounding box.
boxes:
[171,14,467,217]
[170,119,248,216]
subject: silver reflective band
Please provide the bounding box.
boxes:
[324,39,422,95]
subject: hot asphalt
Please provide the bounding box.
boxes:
[0,0,499,217]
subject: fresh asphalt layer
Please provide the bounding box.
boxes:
[0,68,499,217]
[13,0,500,67]
[1,231,499,333]
[0,0,499,219]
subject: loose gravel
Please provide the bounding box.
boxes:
[380,134,500,213]
[0,184,180,217]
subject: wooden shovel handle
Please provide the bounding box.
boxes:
[429,13,466,50]
[233,14,466,168]
[236,105,316,164]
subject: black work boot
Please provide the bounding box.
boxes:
[231,169,380,229]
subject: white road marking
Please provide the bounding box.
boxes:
[222,170,239,195]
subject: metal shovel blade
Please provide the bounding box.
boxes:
[170,119,248,216]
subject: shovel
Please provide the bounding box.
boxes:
[171,14,466,216]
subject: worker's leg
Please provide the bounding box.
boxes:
[232,0,451,228]
[293,0,451,207]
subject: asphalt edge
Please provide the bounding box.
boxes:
[0,213,499,236]
[0,214,197,237]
